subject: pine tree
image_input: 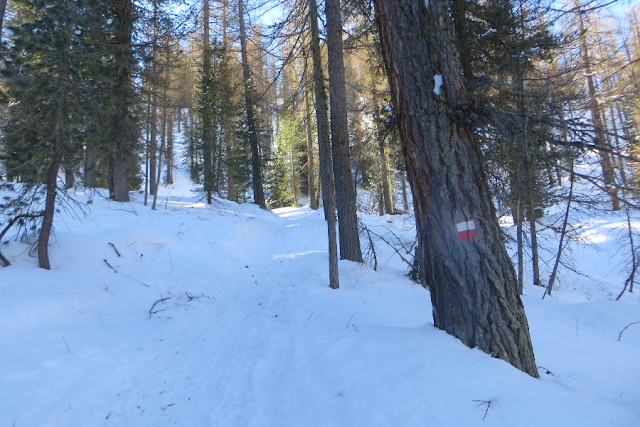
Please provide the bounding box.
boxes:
[2,0,108,268]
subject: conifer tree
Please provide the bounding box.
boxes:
[2,0,107,268]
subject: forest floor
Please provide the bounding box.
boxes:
[1,168,639,426]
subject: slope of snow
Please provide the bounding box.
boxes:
[0,169,639,426]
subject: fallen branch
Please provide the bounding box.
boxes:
[537,366,555,376]
[148,297,171,319]
[0,212,45,267]
[103,259,117,273]
[473,399,493,420]
[618,322,640,342]
[346,310,357,330]
[109,243,121,257]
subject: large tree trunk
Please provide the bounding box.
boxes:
[325,0,363,262]
[38,155,61,270]
[109,0,134,203]
[373,0,538,377]
[238,0,266,208]
[310,0,339,289]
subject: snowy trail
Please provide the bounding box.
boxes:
[1,185,639,426]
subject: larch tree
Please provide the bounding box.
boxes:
[325,0,363,262]
[373,0,539,377]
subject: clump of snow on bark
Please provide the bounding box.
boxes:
[434,74,443,95]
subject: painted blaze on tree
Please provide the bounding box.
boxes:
[373,0,539,377]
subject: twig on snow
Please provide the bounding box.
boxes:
[103,259,117,273]
[473,399,493,420]
[148,297,172,319]
[109,243,121,257]
[537,366,555,376]
[62,336,70,354]
[346,310,357,330]
[618,322,640,341]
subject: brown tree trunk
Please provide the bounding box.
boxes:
[65,166,74,190]
[578,6,619,210]
[38,156,61,270]
[310,0,339,289]
[84,139,98,188]
[372,91,393,215]
[109,0,134,202]
[325,0,363,262]
[305,88,318,210]
[373,0,538,377]
[166,111,173,185]
[149,101,158,196]
[239,0,266,208]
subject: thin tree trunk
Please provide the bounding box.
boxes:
[325,0,363,262]
[166,111,173,185]
[578,5,619,210]
[238,0,266,208]
[310,0,339,289]
[305,87,318,210]
[149,101,158,196]
[373,0,538,377]
[401,173,409,211]
[84,138,98,188]
[372,90,393,215]
[38,156,61,269]
[544,167,574,298]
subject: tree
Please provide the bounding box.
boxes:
[105,0,140,202]
[309,0,339,289]
[2,0,106,268]
[238,0,267,208]
[325,0,363,262]
[373,0,539,377]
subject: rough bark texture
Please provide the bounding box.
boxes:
[305,88,318,210]
[239,0,266,209]
[109,0,134,202]
[325,0,363,262]
[373,0,539,377]
[38,156,61,270]
[84,139,98,188]
[310,0,339,289]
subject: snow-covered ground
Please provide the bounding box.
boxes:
[1,166,639,426]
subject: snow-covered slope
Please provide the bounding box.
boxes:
[1,173,639,426]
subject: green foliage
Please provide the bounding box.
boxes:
[195,41,238,197]
[1,0,108,183]
[265,112,304,208]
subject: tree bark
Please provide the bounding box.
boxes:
[325,0,363,262]
[305,87,318,210]
[373,0,538,377]
[109,0,134,202]
[38,156,61,269]
[372,90,393,215]
[578,5,619,211]
[310,0,339,289]
[84,139,98,188]
[238,0,266,208]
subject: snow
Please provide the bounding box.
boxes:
[434,74,443,95]
[0,165,639,426]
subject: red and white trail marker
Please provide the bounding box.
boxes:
[456,220,478,241]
